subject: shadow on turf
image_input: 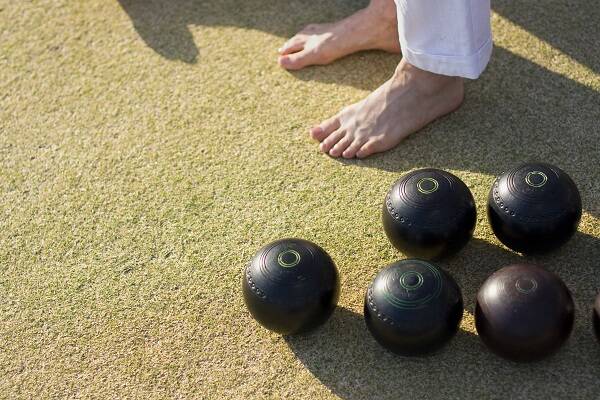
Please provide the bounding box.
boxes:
[493,0,600,75]
[335,44,600,220]
[117,0,600,219]
[116,0,369,64]
[286,233,600,400]
[116,0,599,74]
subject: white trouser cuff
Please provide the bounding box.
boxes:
[401,36,493,80]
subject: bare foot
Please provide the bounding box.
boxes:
[310,59,465,158]
[278,0,400,70]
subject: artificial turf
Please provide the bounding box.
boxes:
[1,0,599,399]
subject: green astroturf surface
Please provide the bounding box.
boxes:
[1,0,599,398]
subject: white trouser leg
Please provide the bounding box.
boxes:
[395,0,492,79]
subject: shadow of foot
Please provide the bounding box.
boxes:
[117,0,368,64]
[117,1,600,219]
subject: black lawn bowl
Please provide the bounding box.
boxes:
[475,263,574,362]
[364,259,463,356]
[242,238,339,335]
[487,162,581,254]
[383,168,476,260]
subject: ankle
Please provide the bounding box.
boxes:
[394,60,463,96]
[366,0,398,26]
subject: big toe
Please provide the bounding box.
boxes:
[278,36,305,55]
[278,50,317,70]
[310,116,340,141]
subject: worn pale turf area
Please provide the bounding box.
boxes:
[1,0,599,399]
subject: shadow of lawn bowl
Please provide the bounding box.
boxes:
[286,234,600,400]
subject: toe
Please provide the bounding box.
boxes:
[356,140,382,159]
[319,130,345,153]
[310,116,340,141]
[279,37,305,55]
[342,138,367,159]
[278,50,316,70]
[328,135,353,158]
